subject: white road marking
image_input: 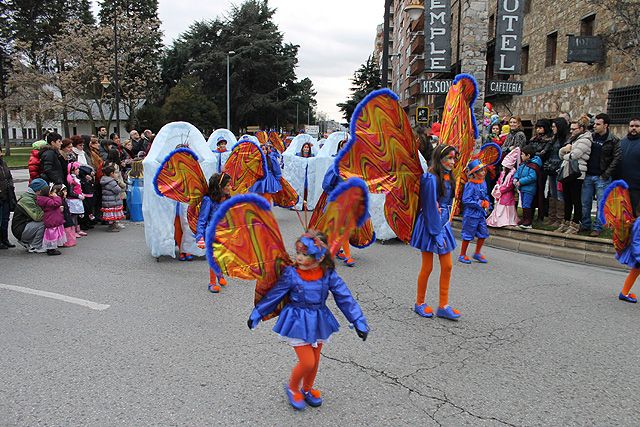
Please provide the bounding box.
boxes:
[0,283,110,311]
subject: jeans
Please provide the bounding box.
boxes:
[581,175,610,231]
[547,174,563,201]
[0,199,10,239]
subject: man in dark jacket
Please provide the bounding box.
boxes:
[581,113,621,236]
[619,117,640,215]
[39,132,66,185]
[11,178,47,252]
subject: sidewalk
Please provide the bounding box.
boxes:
[451,217,621,270]
[11,168,29,183]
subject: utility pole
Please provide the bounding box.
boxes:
[114,12,121,136]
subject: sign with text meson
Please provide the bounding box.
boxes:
[494,0,525,74]
[424,0,452,72]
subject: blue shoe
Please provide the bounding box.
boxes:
[302,389,323,407]
[344,257,355,267]
[336,250,347,261]
[284,386,305,410]
[472,253,488,263]
[414,303,433,318]
[208,284,220,293]
[185,253,194,261]
[619,292,637,303]
[458,255,471,264]
[436,306,460,320]
[179,253,187,261]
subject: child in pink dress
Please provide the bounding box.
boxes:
[487,147,520,227]
[36,184,67,255]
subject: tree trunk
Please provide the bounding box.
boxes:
[36,112,43,139]
[62,107,70,137]
[1,106,9,156]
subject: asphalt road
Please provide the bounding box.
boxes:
[1,205,637,426]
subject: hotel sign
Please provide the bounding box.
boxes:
[494,0,525,74]
[424,0,452,72]
[488,80,523,95]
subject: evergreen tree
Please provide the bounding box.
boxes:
[98,0,159,22]
[337,55,381,123]
[161,76,220,133]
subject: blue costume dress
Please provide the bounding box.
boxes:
[249,266,368,346]
[460,179,490,241]
[409,172,457,254]
[617,220,640,269]
[252,151,283,194]
[195,196,221,242]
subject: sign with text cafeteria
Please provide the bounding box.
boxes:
[488,80,523,95]
[424,0,451,72]
[494,0,525,74]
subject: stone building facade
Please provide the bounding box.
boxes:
[376,0,639,135]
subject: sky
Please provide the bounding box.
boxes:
[92,0,384,123]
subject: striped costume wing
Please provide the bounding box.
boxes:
[269,131,286,153]
[153,148,208,233]
[256,130,268,145]
[207,194,293,319]
[313,178,371,256]
[440,74,480,218]
[598,180,636,254]
[272,177,299,208]
[477,142,502,167]
[223,138,267,195]
[308,190,375,248]
[336,89,422,242]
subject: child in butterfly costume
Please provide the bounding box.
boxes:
[458,144,502,264]
[599,180,640,303]
[335,74,480,321]
[153,141,269,292]
[207,179,370,410]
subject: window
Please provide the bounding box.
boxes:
[580,14,595,36]
[521,45,530,74]
[545,32,558,67]
[73,126,77,135]
[405,67,410,78]
[607,85,640,124]
[12,128,16,139]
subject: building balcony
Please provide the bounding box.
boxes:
[410,13,424,32]
[410,32,424,54]
[410,57,425,76]
[409,82,421,97]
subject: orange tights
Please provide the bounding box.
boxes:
[289,344,323,393]
[174,215,183,250]
[342,245,351,259]
[622,268,640,295]
[208,268,225,284]
[416,252,453,308]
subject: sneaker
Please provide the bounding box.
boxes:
[28,246,46,253]
[284,386,306,411]
[46,249,62,256]
[185,253,194,261]
[518,223,532,229]
[302,389,323,407]
[344,257,355,267]
[436,305,460,320]
[414,303,433,318]
[218,277,227,287]
[208,284,221,293]
[336,250,347,261]
[179,253,187,261]
[75,233,83,238]
[472,253,488,263]
[78,231,88,236]
[116,223,126,229]
[590,230,601,237]
[458,255,471,264]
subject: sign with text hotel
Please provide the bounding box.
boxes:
[494,0,525,74]
[424,0,452,72]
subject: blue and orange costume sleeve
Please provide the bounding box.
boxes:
[195,196,213,242]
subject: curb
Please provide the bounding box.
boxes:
[451,218,624,271]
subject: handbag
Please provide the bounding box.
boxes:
[558,154,581,184]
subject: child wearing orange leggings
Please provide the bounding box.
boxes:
[248,231,368,410]
[196,173,231,293]
[409,144,460,320]
[615,220,640,303]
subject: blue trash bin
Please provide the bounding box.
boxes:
[127,178,144,222]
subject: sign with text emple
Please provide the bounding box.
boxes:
[488,80,523,95]
[567,36,604,64]
[494,0,525,74]
[424,0,451,72]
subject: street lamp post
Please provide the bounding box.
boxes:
[226,51,235,130]
[113,12,121,136]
